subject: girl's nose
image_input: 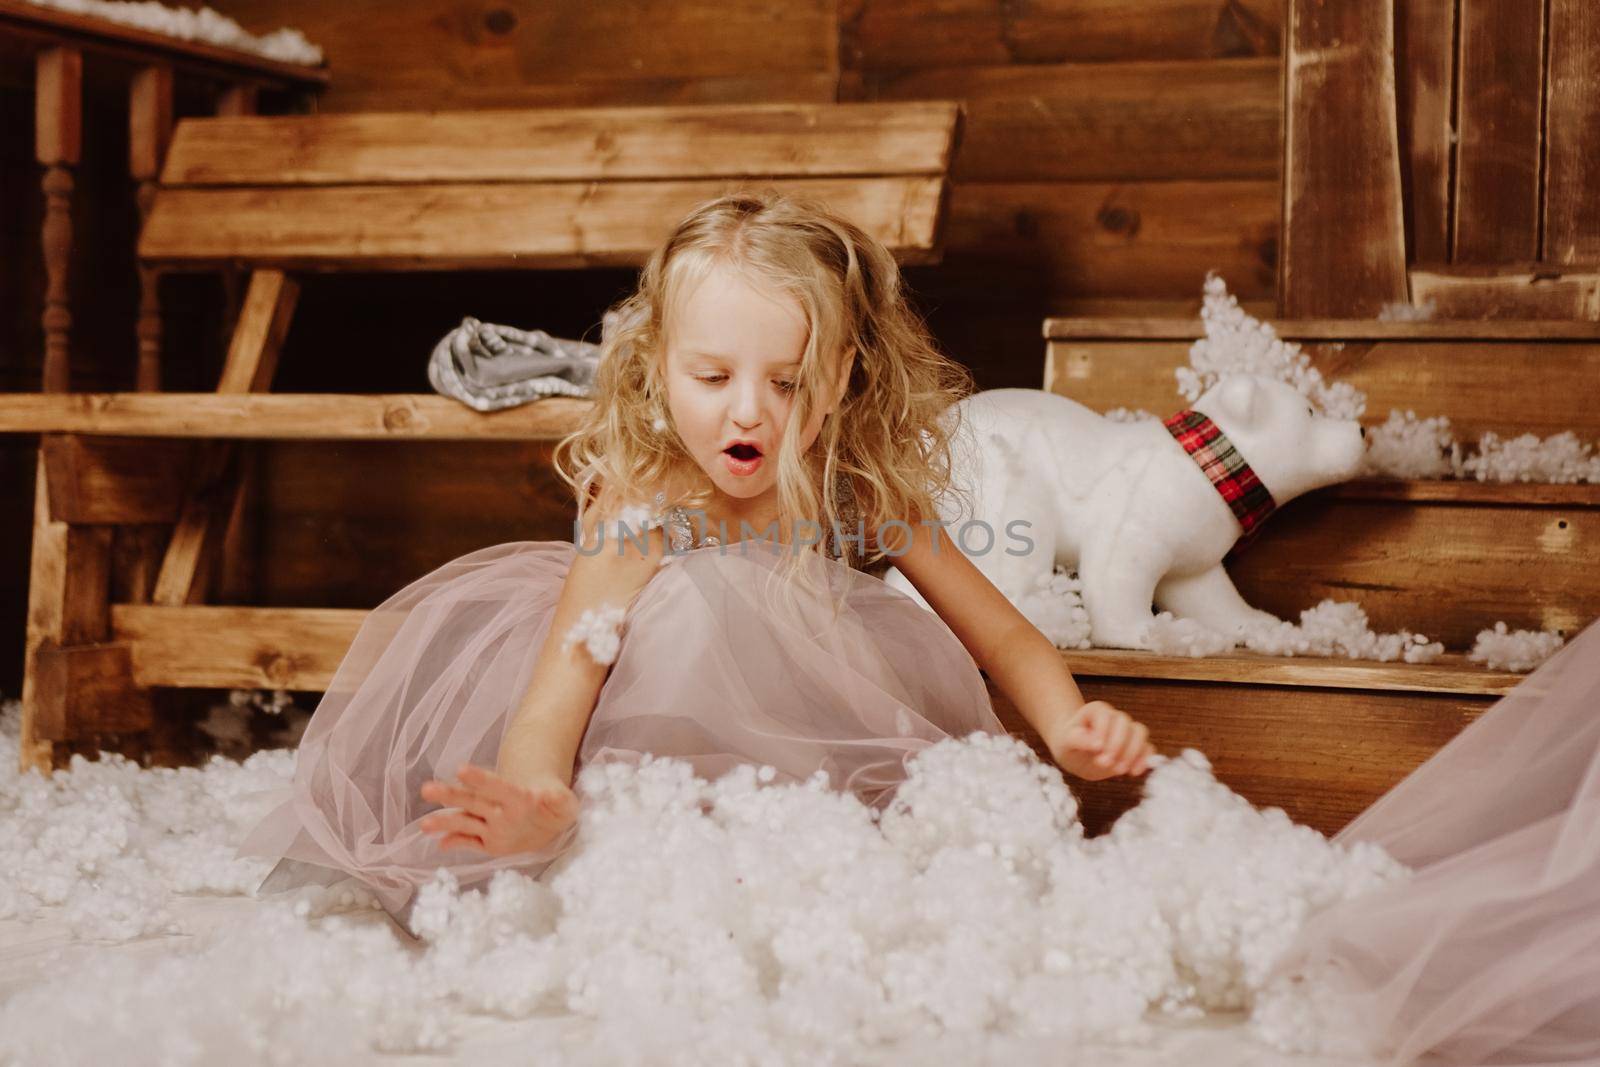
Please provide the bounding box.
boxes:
[731,383,765,427]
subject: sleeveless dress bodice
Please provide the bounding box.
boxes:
[647,474,866,569]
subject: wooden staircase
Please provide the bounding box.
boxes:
[983,318,1600,836]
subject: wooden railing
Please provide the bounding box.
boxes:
[1,0,328,393]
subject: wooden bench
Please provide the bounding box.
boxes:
[3,100,964,775]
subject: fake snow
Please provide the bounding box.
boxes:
[1375,300,1436,322]
[1018,566,1451,665]
[22,0,322,65]
[1190,278,1600,483]
[1361,412,1600,484]
[1180,275,1366,421]
[561,603,628,666]
[1469,622,1567,672]
[1146,603,1444,664]
[0,697,1400,1063]
[1014,569,1093,650]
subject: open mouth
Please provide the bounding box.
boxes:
[725,443,762,461]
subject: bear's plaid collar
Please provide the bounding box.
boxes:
[1162,408,1277,545]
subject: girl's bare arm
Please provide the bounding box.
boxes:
[883,517,1152,779]
[495,501,669,787]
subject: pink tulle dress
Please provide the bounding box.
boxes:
[234,491,1009,934]
[1267,616,1600,1066]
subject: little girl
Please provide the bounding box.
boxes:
[236,191,1154,934]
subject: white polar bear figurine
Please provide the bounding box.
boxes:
[882,375,1366,650]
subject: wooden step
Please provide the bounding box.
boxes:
[8,394,1592,647]
[0,393,591,440]
[1059,647,1522,695]
[1041,318,1600,440]
[1408,265,1600,321]
[1038,318,1600,646]
[991,647,1514,839]
[109,604,1526,695]
[1029,316,1590,835]
[103,601,1519,838]
[1042,318,1600,339]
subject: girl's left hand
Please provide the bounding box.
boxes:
[418,763,579,857]
[1043,700,1154,781]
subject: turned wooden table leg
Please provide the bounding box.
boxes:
[131,63,173,394]
[36,47,78,394]
[20,47,86,775]
[114,63,180,611]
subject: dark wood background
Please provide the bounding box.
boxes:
[1,0,1284,695]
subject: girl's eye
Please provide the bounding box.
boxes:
[694,374,799,393]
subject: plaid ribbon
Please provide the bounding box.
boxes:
[1162,408,1277,547]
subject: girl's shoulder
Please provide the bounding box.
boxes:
[577,476,698,554]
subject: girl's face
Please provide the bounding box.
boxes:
[662,260,846,507]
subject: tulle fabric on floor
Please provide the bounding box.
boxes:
[1267,618,1600,1066]
[235,538,1007,933]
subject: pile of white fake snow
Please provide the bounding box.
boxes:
[0,697,1400,1063]
[1013,566,1565,670]
[1467,622,1569,672]
[1194,276,1600,484]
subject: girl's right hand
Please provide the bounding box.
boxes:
[1042,700,1154,781]
[419,764,579,857]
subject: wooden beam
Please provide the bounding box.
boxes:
[20,451,113,768]
[41,435,193,523]
[114,604,372,689]
[1042,335,1600,439]
[1280,0,1409,316]
[35,46,80,393]
[30,643,153,740]
[153,270,297,607]
[1396,0,1458,264]
[110,603,1523,695]
[1042,317,1600,340]
[215,83,258,117]
[129,63,174,392]
[136,177,950,269]
[156,101,960,185]
[1542,0,1600,264]
[0,393,592,439]
[1410,264,1600,320]
[1453,0,1546,262]
[214,270,297,392]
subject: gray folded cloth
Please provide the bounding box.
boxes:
[428,310,625,411]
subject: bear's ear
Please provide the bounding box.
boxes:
[1213,375,1259,426]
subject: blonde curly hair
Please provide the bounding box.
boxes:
[552,188,975,611]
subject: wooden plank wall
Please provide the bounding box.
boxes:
[1278,0,1407,317]
[204,0,1283,368]
[1399,0,1600,314]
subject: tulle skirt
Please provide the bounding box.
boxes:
[234,538,1007,933]
[1267,617,1600,1066]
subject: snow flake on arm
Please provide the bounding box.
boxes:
[561,602,628,666]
